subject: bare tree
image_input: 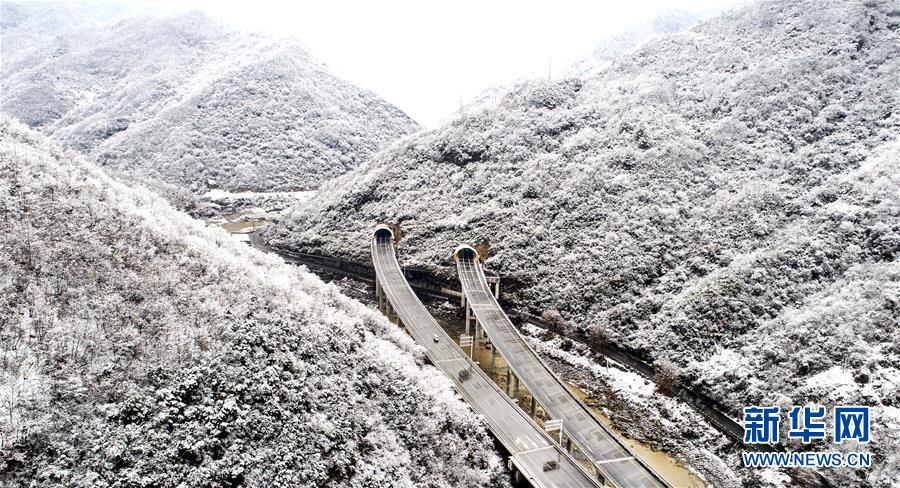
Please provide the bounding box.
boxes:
[654,358,681,396]
[586,320,609,351]
[540,309,570,335]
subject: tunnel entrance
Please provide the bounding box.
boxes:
[374,225,394,242]
[453,245,478,261]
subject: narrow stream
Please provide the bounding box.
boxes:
[566,383,706,488]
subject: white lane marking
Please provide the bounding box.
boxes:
[594,456,635,465]
[518,445,556,455]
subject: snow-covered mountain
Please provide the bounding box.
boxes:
[266,1,900,485]
[567,9,703,79]
[1,2,419,193]
[456,10,704,121]
[0,118,505,486]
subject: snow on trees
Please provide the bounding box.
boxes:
[0,118,507,487]
[265,2,900,486]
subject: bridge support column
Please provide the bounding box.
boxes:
[489,277,499,299]
[385,301,393,323]
[505,369,512,397]
[465,301,472,335]
[530,396,536,418]
[566,437,572,453]
[376,278,383,313]
[382,299,399,325]
[508,373,518,399]
[490,345,496,377]
[506,460,522,484]
[375,277,382,309]
[471,322,480,362]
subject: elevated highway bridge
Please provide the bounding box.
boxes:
[455,245,670,488]
[371,226,603,488]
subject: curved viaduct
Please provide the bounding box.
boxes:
[371,226,602,488]
[454,245,670,488]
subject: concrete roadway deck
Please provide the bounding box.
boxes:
[372,229,602,487]
[456,250,669,488]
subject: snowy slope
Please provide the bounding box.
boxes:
[0,118,506,487]
[456,10,703,121]
[0,2,419,193]
[266,1,900,485]
[567,9,702,79]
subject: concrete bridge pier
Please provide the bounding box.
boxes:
[375,277,399,325]
[375,277,385,313]
[506,370,520,399]
[375,277,382,307]
[490,344,497,376]
[386,302,397,324]
[477,318,484,343]
[485,274,500,299]
[472,321,481,362]
[375,277,399,326]
[506,459,523,486]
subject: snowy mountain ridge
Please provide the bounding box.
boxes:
[1,2,420,194]
[455,8,707,123]
[567,8,704,79]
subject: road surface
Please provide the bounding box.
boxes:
[372,228,602,488]
[456,247,670,488]
[248,229,755,453]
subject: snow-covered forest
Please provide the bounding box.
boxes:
[2,0,899,486]
[0,118,506,487]
[1,2,419,194]
[266,1,900,485]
